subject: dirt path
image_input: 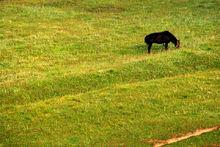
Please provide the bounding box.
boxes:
[145,126,219,147]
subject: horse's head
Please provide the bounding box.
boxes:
[176,40,180,48]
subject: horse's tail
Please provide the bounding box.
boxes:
[144,35,149,44]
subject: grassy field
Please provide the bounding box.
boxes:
[0,0,220,146]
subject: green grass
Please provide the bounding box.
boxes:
[0,0,220,146]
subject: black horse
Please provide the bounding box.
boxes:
[145,31,180,53]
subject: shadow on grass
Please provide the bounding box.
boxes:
[150,44,166,54]
[130,44,165,54]
[112,44,179,56]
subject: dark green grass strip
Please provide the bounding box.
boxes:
[1,50,219,105]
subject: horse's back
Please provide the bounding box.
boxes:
[145,32,159,43]
[145,31,174,44]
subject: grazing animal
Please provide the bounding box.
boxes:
[144,31,180,53]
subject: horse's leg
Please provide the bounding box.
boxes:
[147,43,152,54]
[162,43,165,51]
[165,43,168,50]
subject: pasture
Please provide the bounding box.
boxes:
[0,0,220,145]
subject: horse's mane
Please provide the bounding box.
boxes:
[163,31,177,41]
